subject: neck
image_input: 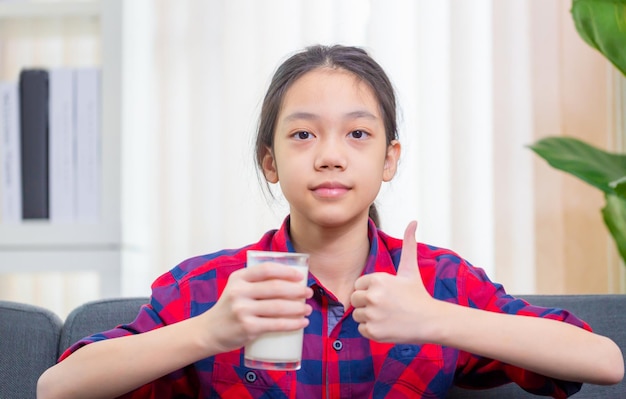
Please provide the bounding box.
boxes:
[289,215,371,306]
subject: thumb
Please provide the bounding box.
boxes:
[397,221,420,278]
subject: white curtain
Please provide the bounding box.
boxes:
[3,0,620,318]
[120,0,537,297]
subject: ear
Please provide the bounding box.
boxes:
[382,140,401,182]
[261,146,279,183]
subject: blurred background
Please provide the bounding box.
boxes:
[0,0,624,318]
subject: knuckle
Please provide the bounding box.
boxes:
[365,290,382,305]
[241,317,259,335]
[231,300,249,319]
[371,273,386,284]
[272,300,289,315]
[227,285,242,298]
[273,318,290,330]
[268,279,285,293]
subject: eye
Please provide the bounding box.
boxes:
[349,130,368,139]
[293,131,313,140]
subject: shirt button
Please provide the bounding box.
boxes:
[245,370,257,383]
[332,339,343,351]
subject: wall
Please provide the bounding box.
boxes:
[528,0,624,294]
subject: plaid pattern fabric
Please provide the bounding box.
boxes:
[60,217,587,398]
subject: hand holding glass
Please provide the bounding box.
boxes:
[244,251,309,370]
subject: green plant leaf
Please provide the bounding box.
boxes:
[610,176,626,197]
[529,137,626,195]
[602,193,626,264]
[571,0,626,77]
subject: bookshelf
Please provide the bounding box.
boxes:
[0,1,100,18]
[0,0,122,297]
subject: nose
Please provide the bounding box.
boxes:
[314,137,347,171]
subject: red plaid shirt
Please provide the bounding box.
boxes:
[61,217,587,398]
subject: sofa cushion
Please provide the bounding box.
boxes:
[0,300,63,399]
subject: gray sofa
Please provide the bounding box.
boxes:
[1,295,625,398]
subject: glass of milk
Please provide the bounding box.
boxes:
[244,250,310,370]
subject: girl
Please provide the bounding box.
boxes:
[38,44,623,399]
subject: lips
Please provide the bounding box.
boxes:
[310,182,351,199]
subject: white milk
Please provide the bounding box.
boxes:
[244,253,309,369]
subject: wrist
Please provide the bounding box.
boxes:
[185,312,223,358]
[422,299,459,346]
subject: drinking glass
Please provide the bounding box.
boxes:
[244,250,309,370]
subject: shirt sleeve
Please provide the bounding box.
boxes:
[57,270,199,398]
[452,261,589,398]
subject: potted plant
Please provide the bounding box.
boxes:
[529,0,626,265]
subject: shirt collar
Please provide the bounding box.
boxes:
[270,216,398,285]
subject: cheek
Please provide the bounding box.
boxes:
[370,150,390,174]
[275,149,310,172]
[273,157,303,186]
[279,165,305,186]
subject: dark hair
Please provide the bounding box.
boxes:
[254,44,399,226]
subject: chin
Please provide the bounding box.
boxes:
[311,213,367,229]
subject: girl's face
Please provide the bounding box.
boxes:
[262,67,400,228]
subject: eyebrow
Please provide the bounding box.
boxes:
[282,110,378,123]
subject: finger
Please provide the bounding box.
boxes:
[397,221,419,278]
[350,289,367,309]
[351,308,364,323]
[249,315,311,336]
[353,274,372,291]
[250,299,312,318]
[244,263,307,283]
[357,322,372,340]
[246,280,312,300]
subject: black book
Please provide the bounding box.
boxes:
[19,69,49,219]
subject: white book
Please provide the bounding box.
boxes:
[49,68,76,223]
[75,68,100,224]
[0,81,22,223]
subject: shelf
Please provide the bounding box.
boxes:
[0,222,120,247]
[0,0,99,19]
[0,0,123,297]
[0,0,122,250]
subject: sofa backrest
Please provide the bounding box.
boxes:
[59,297,148,354]
[0,300,63,399]
[2,294,624,398]
[447,294,626,398]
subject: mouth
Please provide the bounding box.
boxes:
[310,182,351,199]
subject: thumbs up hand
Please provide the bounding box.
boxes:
[351,221,442,344]
[395,220,421,279]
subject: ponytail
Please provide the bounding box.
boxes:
[368,204,380,227]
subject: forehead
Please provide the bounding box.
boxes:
[280,67,380,114]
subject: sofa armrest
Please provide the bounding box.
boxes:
[0,300,63,399]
